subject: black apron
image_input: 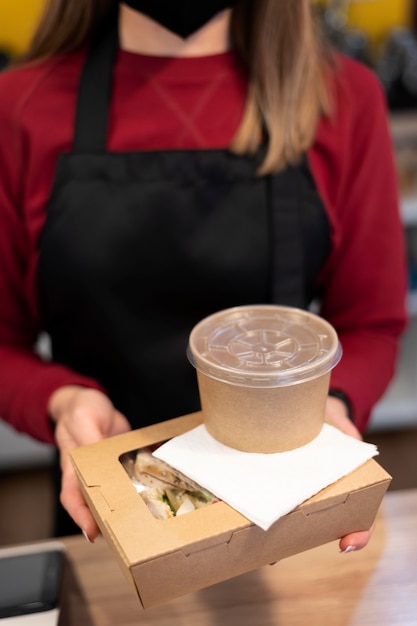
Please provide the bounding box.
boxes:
[38,24,331,432]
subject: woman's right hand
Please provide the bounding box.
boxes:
[48,386,131,542]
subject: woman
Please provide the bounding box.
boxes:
[0,1,407,549]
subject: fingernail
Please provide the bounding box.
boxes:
[82,529,93,544]
[340,545,357,554]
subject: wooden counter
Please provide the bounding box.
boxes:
[60,489,417,625]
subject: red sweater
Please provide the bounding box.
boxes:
[0,49,407,442]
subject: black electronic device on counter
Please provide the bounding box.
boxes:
[0,542,65,624]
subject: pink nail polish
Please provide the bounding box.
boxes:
[340,545,357,554]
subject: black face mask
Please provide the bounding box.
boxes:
[122,1,236,39]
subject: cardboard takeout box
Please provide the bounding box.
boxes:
[70,412,391,610]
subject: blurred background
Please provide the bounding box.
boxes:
[0,0,416,546]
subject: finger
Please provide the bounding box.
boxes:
[337,420,361,440]
[325,398,362,440]
[59,407,111,447]
[111,411,132,436]
[339,519,376,553]
[339,530,371,553]
[74,406,130,442]
[326,414,361,440]
[60,457,100,542]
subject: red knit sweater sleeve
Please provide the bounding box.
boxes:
[0,63,105,444]
[309,55,408,432]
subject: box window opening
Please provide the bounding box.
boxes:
[119,442,219,520]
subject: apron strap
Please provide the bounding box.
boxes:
[73,12,118,153]
[267,163,306,308]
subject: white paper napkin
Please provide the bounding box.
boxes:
[153,424,378,530]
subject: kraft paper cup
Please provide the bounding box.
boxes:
[187,305,342,453]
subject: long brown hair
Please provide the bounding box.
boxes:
[23,0,332,174]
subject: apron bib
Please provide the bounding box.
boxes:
[38,23,331,429]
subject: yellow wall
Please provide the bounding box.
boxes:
[348,0,412,45]
[0,0,46,57]
[315,0,413,46]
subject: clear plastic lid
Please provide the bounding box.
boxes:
[187,305,342,388]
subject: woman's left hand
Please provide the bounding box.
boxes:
[325,395,376,553]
